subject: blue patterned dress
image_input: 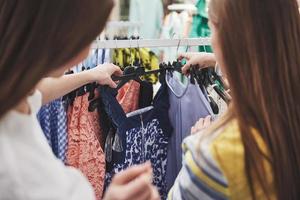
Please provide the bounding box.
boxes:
[100,81,172,200]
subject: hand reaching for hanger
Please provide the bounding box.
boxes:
[90,63,123,88]
[178,52,216,75]
[103,162,160,200]
[37,63,122,105]
[191,116,212,135]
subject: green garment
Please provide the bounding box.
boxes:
[190,0,212,52]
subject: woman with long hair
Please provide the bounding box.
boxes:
[169,0,300,199]
[0,0,158,199]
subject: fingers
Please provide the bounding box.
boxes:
[130,183,152,200]
[150,186,160,200]
[182,62,193,75]
[191,116,212,135]
[191,126,197,135]
[121,172,153,200]
[107,78,118,88]
[112,162,151,184]
[178,53,190,61]
[203,115,212,127]
[114,67,123,76]
[111,64,123,76]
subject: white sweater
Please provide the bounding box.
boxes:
[0,91,95,200]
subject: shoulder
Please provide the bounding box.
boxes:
[27,90,42,114]
[169,129,231,200]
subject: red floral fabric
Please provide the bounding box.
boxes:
[117,80,140,113]
[66,94,105,200]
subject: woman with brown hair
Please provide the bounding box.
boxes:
[0,0,159,200]
[168,0,300,199]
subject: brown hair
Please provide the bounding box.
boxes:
[0,0,114,117]
[209,0,300,199]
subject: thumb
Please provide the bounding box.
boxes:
[182,61,193,74]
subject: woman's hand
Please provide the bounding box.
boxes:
[89,63,123,88]
[191,116,212,135]
[178,52,216,75]
[103,162,160,200]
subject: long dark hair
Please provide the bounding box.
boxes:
[209,0,300,199]
[0,0,113,117]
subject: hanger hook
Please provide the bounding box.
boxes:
[114,38,118,49]
[185,38,190,53]
[137,39,142,66]
[129,38,133,67]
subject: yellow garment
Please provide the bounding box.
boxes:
[210,120,275,200]
[168,119,275,200]
[112,47,160,84]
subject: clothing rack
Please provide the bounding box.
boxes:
[91,37,211,49]
[106,21,143,29]
[168,4,197,12]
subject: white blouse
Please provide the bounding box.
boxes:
[0,91,95,200]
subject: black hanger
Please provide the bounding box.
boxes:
[111,61,183,90]
[87,61,184,113]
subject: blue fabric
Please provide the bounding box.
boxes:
[100,81,172,200]
[165,72,214,191]
[37,99,68,162]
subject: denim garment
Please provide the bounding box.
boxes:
[100,81,172,200]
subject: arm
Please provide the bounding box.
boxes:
[37,63,122,105]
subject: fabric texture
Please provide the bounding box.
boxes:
[66,94,105,200]
[168,119,275,200]
[37,98,68,162]
[0,91,95,200]
[100,80,172,200]
[165,72,214,191]
[116,80,140,114]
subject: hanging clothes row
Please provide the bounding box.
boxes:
[37,45,229,200]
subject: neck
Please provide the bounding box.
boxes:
[14,98,31,115]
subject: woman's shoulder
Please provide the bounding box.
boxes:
[27,90,42,114]
[181,119,257,199]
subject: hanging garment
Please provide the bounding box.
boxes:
[97,49,104,65]
[165,72,214,191]
[161,11,191,62]
[37,98,68,162]
[66,94,105,200]
[129,0,163,39]
[139,81,154,109]
[116,80,140,114]
[190,0,212,52]
[100,81,172,200]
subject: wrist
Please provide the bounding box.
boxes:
[206,53,217,67]
[82,69,98,83]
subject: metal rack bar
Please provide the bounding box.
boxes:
[91,38,211,49]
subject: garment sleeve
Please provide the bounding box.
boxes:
[168,135,230,200]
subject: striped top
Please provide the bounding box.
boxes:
[168,119,275,200]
